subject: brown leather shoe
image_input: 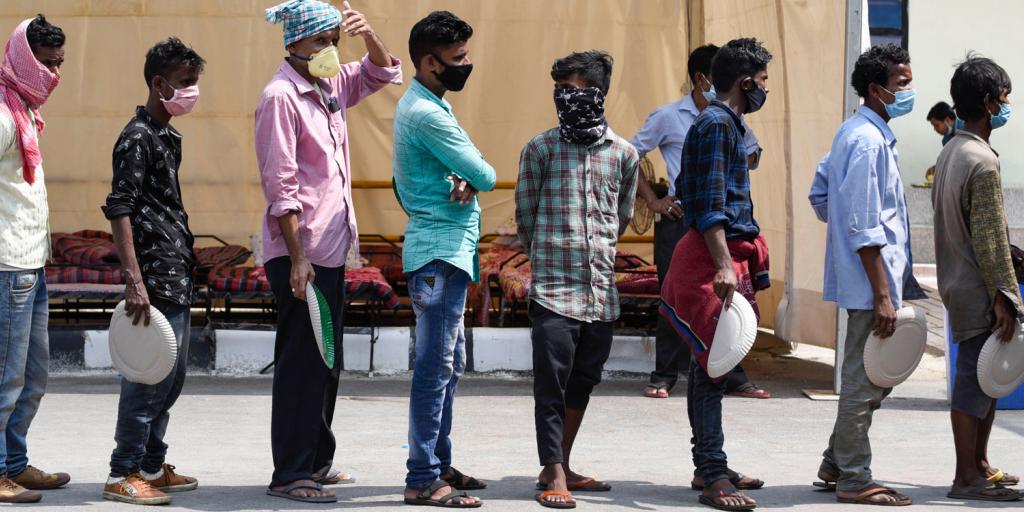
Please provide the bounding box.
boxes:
[145,464,197,493]
[0,476,42,503]
[11,465,71,490]
[102,473,171,505]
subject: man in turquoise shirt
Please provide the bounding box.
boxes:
[393,11,494,508]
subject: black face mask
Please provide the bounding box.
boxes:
[744,80,767,114]
[432,53,473,92]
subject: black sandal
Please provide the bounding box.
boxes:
[442,467,487,490]
[404,480,481,508]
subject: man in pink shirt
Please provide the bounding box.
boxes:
[256,0,401,504]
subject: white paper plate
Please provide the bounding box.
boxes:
[978,322,1024,398]
[306,281,335,369]
[708,292,758,378]
[863,306,927,388]
[109,301,178,385]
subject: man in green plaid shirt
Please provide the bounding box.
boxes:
[515,50,638,508]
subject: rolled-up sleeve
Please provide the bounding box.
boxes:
[808,154,830,222]
[103,132,149,219]
[416,110,496,192]
[839,147,887,251]
[337,54,403,108]
[255,92,302,219]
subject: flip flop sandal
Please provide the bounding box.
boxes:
[947,483,1022,502]
[643,384,670,398]
[692,472,764,491]
[988,469,1020,486]
[813,468,838,491]
[405,480,482,508]
[536,490,576,509]
[442,467,487,490]
[837,486,912,506]
[536,477,611,492]
[313,468,356,485]
[568,477,611,492]
[728,384,771,399]
[698,490,757,511]
[266,482,337,503]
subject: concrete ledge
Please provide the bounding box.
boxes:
[81,326,658,375]
[472,328,532,372]
[214,330,275,372]
[83,331,112,369]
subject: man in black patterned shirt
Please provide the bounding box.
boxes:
[100,38,204,506]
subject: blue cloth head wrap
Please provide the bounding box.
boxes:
[265,0,343,47]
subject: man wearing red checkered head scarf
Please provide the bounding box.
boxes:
[0,14,69,504]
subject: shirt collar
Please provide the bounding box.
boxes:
[708,100,746,135]
[411,77,453,114]
[955,129,999,156]
[134,106,180,139]
[678,93,700,116]
[857,105,896,146]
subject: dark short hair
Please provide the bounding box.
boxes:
[26,14,64,51]
[408,11,473,69]
[851,44,910,99]
[710,38,772,93]
[951,54,1012,122]
[687,44,719,83]
[550,50,614,94]
[926,101,955,121]
[143,37,205,88]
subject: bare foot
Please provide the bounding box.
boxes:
[704,479,756,508]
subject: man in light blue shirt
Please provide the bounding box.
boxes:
[807,44,923,506]
[631,44,767,402]
[393,11,494,508]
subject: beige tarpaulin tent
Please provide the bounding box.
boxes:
[3,0,844,349]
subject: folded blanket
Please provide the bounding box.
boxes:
[659,229,770,376]
[51,231,119,266]
[615,265,659,295]
[471,247,526,326]
[45,265,125,285]
[195,245,252,270]
[208,265,401,310]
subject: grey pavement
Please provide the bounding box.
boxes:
[20,346,1024,511]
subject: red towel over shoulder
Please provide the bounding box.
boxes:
[659,228,770,376]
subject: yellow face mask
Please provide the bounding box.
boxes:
[306,45,341,78]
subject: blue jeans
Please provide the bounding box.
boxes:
[405,260,468,489]
[687,356,729,485]
[109,301,191,477]
[0,270,49,477]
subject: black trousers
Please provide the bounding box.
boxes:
[530,301,614,466]
[650,217,751,392]
[265,256,345,487]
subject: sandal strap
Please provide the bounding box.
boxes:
[283,482,323,493]
[540,490,573,499]
[438,491,467,504]
[417,480,450,499]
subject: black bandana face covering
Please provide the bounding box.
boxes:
[554,86,608,145]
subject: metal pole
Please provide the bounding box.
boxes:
[836,0,865,394]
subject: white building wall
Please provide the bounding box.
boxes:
[891,0,1024,186]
